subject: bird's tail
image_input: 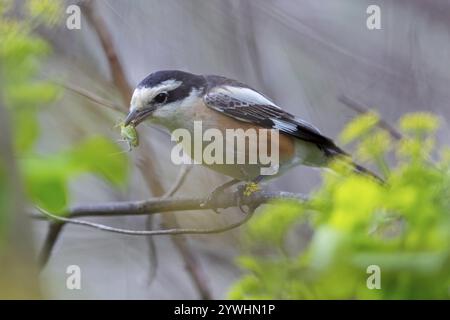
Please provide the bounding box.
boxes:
[323,144,385,184]
[350,161,384,184]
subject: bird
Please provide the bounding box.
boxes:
[124,70,381,197]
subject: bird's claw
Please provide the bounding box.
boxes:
[243,182,261,197]
[201,181,261,214]
[236,182,260,214]
[200,189,223,214]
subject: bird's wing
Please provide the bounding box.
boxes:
[203,83,344,155]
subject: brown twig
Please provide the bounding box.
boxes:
[162,165,192,198]
[169,236,211,299]
[148,165,212,298]
[80,0,132,105]
[338,94,402,140]
[38,222,65,268]
[145,165,191,286]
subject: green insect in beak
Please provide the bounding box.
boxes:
[119,122,139,151]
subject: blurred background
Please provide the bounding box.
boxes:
[1,0,449,299]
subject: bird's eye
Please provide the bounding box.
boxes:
[153,92,168,104]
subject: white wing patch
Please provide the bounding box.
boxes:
[215,86,280,108]
[272,119,298,133]
[294,117,322,134]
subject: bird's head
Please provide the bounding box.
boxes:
[124,70,205,127]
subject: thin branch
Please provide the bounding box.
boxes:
[57,81,125,114]
[38,222,65,268]
[162,165,192,198]
[168,233,211,300]
[145,165,191,286]
[80,0,132,105]
[145,215,158,285]
[36,206,255,236]
[338,94,402,140]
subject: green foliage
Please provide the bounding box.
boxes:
[230,112,450,299]
[25,0,63,27]
[0,2,129,216]
[246,200,304,246]
[22,137,129,213]
[339,112,379,145]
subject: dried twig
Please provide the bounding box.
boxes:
[36,205,256,237]
[80,0,132,105]
[58,81,125,114]
[338,95,402,140]
[38,222,65,268]
[162,165,192,198]
[145,165,191,286]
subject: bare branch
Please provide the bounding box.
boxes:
[162,165,192,198]
[144,165,191,286]
[145,215,158,285]
[80,0,132,105]
[57,81,125,114]
[38,222,65,268]
[36,206,256,237]
[338,94,402,140]
[168,233,211,300]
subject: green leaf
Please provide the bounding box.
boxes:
[21,136,129,213]
[399,112,439,136]
[339,112,379,145]
[25,0,63,26]
[13,108,40,153]
[6,82,59,108]
[330,176,383,231]
[22,156,69,213]
[308,226,344,270]
[246,200,304,245]
[356,130,391,161]
[67,136,129,187]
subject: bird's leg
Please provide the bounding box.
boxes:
[201,179,241,213]
[236,176,263,214]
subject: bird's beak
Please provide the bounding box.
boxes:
[124,108,139,126]
[124,106,156,127]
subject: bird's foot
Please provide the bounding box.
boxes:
[242,182,261,197]
[236,182,261,214]
[200,179,240,214]
[200,189,223,214]
[200,180,261,214]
